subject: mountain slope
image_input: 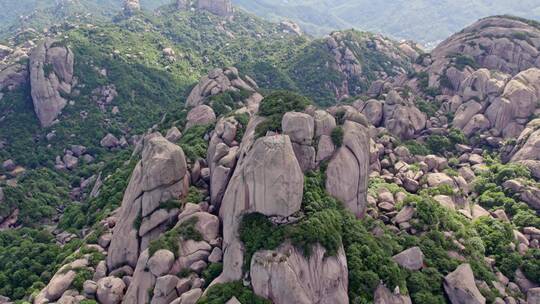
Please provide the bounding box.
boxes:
[0,4,539,304]
[233,0,540,46]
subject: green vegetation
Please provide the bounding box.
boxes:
[179,124,214,162]
[0,228,82,299]
[331,127,344,147]
[201,263,223,287]
[473,159,540,228]
[453,54,479,71]
[198,281,271,304]
[148,217,202,257]
[415,99,440,118]
[209,89,251,117]
[255,91,311,138]
[185,186,204,205]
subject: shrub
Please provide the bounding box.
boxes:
[238,213,286,269]
[331,127,344,147]
[185,187,203,205]
[72,268,93,291]
[202,263,223,287]
[179,124,213,161]
[426,135,452,155]
[454,55,479,70]
[255,91,311,138]
[148,217,202,257]
[523,249,540,283]
[258,91,311,117]
[198,281,271,304]
[403,140,430,156]
[415,99,440,118]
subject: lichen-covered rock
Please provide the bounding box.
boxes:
[326,121,370,217]
[443,264,486,304]
[107,134,188,270]
[250,243,349,304]
[29,38,74,127]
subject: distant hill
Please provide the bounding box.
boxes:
[232,0,540,47]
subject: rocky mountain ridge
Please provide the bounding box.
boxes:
[0,6,539,304]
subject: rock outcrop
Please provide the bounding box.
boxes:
[0,63,27,91]
[507,119,540,179]
[197,0,233,16]
[107,134,188,270]
[326,121,370,217]
[382,90,426,139]
[374,284,412,304]
[250,243,349,304]
[215,135,304,283]
[443,264,486,304]
[186,67,260,110]
[431,17,540,77]
[29,38,74,127]
[123,0,140,14]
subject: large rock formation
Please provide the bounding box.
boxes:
[374,284,412,304]
[430,16,540,77]
[382,90,426,139]
[215,134,304,283]
[107,134,188,270]
[443,264,486,304]
[123,204,219,304]
[29,38,74,127]
[326,120,370,217]
[123,0,140,14]
[250,243,349,304]
[197,0,233,16]
[0,63,27,91]
[186,67,260,110]
[507,119,540,179]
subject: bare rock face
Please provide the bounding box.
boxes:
[186,67,259,108]
[392,247,424,271]
[485,68,540,137]
[431,17,540,76]
[0,63,28,91]
[508,119,540,179]
[96,277,126,304]
[215,135,304,283]
[34,259,88,304]
[250,243,349,304]
[123,0,140,14]
[443,264,486,304]
[186,105,216,129]
[107,134,188,270]
[29,38,74,127]
[326,121,370,217]
[197,0,233,16]
[382,91,426,139]
[374,284,412,304]
[279,21,303,36]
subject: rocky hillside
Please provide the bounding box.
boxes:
[233,0,540,46]
[0,4,539,304]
